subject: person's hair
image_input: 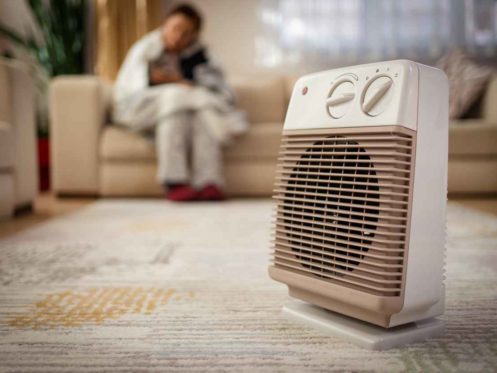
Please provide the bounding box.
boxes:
[166,4,203,32]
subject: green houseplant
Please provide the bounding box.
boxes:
[0,0,86,136]
[0,0,86,190]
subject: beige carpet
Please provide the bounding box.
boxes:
[0,199,496,372]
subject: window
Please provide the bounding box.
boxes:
[256,0,497,71]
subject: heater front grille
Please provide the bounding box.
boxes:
[272,127,415,297]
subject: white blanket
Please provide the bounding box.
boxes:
[113,30,247,142]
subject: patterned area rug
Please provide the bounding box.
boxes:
[0,200,496,372]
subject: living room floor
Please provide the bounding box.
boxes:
[1,193,496,370]
[1,193,497,240]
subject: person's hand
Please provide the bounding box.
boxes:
[150,68,182,85]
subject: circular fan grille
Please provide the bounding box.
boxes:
[283,136,380,278]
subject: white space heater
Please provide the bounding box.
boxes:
[269,60,448,347]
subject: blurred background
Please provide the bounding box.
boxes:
[1,0,497,225]
[3,1,497,76]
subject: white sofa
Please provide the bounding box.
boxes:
[49,73,497,197]
[49,75,287,197]
[0,58,38,218]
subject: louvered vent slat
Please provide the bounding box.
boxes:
[271,129,414,297]
[274,254,402,283]
[274,227,404,253]
[277,175,411,191]
[274,201,407,224]
[274,195,407,214]
[275,209,407,229]
[275,213,406,237]
[273,235,405,261]
[275,189,408,207]
[272,240,404,268]
[279,153,411,162]
[277,165,411,174]
[281,135,412,143]
[271,261,401,293]
[281,142,413,150]
[276,221,404,244]
[277,168,411,180]
[278,158,412,165]
[273,233,406,258]
[273,250,403,276]
[274,182,409,197]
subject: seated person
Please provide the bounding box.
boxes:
[113,4,246,201]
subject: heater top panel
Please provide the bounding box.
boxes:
[284,60,421,131]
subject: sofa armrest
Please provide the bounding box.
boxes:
[50,75,109,195]
[0,59,38,207]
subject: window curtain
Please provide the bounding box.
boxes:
[256,0,497,72]
[95,0,164,81]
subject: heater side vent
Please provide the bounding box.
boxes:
[272,127,415,297]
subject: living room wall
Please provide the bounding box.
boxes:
[176,0,266,77]
[179,0,497,76]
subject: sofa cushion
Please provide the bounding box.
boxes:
[100,162,162,197]
[0,121,14,169]
[449,120,497,157]
[101,122,283,162]
[0,173,15,218]
[99,158,278,197]
[225,122,282,160]
[0,63,12,124]
[100,126,155,161]
[230,76,286,124]
[225,160,278,196]
[448,159,497,193]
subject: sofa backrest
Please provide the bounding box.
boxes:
[229,74,314,125]
[232,72,497,126]
[0,58,37,205]
[0,59,12,125]
[230,76,287,124]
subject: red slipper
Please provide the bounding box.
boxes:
[166,185,199,202]
[198,184,226,201]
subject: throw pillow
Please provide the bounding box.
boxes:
[436,49,493,119]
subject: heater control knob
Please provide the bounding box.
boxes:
[326,80,355,119]
[361,76,394,116]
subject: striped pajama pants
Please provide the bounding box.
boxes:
[155,109,223,188]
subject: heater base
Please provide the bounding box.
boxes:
[282,300,445,350]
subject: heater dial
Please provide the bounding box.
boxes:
[361,76,394,116]
[326,80,355,119]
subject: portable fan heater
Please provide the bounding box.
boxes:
[269,60,448,349]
